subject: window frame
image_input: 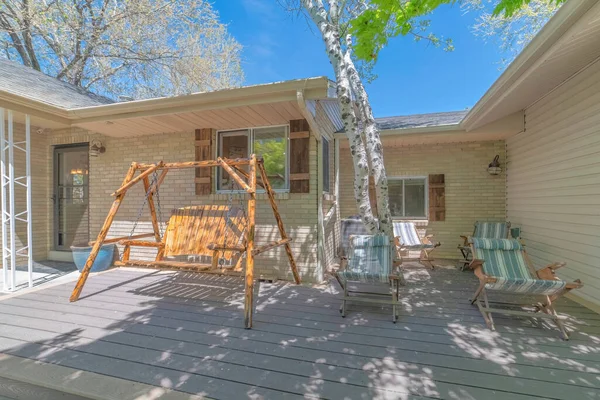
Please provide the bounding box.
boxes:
[216,124,290,193]
[322,136,330,194]
[388,176,429,219]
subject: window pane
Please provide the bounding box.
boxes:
[254,126,288,189]
[388,180,404,216]
[405,178,426,217]
[322,138,330,193]
[218,130,248,190]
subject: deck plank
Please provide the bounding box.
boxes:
[0,266,598,399]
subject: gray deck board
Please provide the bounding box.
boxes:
[0,266,599,399]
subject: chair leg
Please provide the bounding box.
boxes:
[470,281,485,305]
[421,249,435,269]
[542,295,569,340]
[482,290,495,330]
[340,282,348,318]
[392,279,399,323]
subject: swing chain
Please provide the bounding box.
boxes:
[154,171,164,237]
[121,170,161,262]
[218,178,235,267]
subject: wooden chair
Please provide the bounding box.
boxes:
[458,221,511,270]
[393,221,440,269]
[334,234,404,323]
[117,205,248,271]
[468,237,583,339]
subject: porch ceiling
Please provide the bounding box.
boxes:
[73,101,306,136]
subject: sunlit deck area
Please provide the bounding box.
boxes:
[0,263,598,399]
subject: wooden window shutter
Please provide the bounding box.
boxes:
[195,128,213,195]
[289,119,310,193]
[428,174,445,221]
[368,176,378,215]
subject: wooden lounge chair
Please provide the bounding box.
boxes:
[393,221,440,269]
[468,237,583,339]
[458,221,510,270]
[334,234,404,323]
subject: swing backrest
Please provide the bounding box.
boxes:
[162,205,247,260]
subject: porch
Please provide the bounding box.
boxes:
[0,263,598,399]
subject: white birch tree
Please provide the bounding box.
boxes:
[292,0,563,240]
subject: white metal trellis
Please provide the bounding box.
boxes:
[0,108,33,291]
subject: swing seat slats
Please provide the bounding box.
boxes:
[121,205,248,269]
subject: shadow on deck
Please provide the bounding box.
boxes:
[0,263,598,399]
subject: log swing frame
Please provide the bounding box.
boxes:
[69,154,301,328]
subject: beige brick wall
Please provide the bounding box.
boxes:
[0,121,50,267]
[50,126,322,282]
[339,140,507,259]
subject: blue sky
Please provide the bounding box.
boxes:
[213,1,506,118]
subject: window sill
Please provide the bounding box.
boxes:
[210,192,290,201]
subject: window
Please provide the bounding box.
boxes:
[322,137,330,193]
[217,126,289,191]
[388,177,427,218]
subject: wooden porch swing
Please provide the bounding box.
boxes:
[69,155,300,328]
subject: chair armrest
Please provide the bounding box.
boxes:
[460,235,469,246]
[422,234,434,245]
[536,262,566,280]
[469,259,498,283]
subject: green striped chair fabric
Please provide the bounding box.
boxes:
[470,238,566,295]
[473,221,510,239]
[337,234,391,283]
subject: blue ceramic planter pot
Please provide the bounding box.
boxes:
[71,243,116,273]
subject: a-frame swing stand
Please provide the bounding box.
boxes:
[69,155,300,328]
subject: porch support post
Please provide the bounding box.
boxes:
[25,115,32,287]
[0,108,7,291]
[7,110,16,291]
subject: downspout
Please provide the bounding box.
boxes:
[296,90,325,282]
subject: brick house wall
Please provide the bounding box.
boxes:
[49,126,322,282]
[339,140,507,259]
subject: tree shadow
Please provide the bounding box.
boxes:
[0,264,599,399]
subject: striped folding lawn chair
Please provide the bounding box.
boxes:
[334,234,404,323]
[338,216,370,266]
[458,221,511,270]
[468,237,583,339]
[393,221,440,269]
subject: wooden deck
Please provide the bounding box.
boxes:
[0,264,598,399]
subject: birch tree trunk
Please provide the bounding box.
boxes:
[301,0,392,237]
[302,0,378,233]
[343,36,393,238]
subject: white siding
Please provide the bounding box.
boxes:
[506,59,600,306]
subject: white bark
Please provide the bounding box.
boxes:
[343,35,393,238]
[302,0,393,237]
[302,0,378,233]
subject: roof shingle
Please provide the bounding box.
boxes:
[375,110,467,130]
[0,58,113,109]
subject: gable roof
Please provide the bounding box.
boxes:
[0,58,113,109]
[376,110,467,131]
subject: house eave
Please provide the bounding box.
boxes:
[68,77,331,124]
[333,124,462,140]
[461,0,598,131]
